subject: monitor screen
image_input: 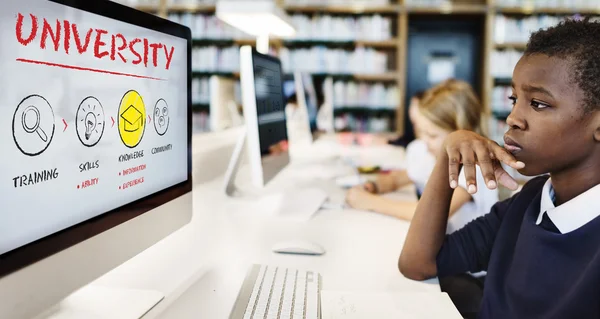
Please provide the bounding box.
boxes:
[0,0,190,265]
[252,52,288,157]
[283,74,318,132]
[299,73,318,131]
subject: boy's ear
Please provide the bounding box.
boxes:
[595,113,600,143]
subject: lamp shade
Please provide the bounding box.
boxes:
[216,1,296,38]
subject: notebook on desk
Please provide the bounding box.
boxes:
[320,291,462,319]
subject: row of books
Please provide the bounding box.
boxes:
[279,47,389,74]
[496,0,600,8]
[192,78,210,104]
[491,86,515,114]
[192,46,240,72]
[488,118,508,147]
[169,0,215,4]
[112,0,158,5]
[191,45,391,76]
[168,14,252,40]
[283,0,391,5]
[495,15,600,44]
[490,49,522,78]
[404,0,454,6]
[333,81,399,109]
[289,15,393,41]
[192,112,211,133]
[334,114,393,133]
[167,12,394,42]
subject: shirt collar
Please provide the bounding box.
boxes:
[536,178,600,234]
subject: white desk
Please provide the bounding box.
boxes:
[93,133,440,319]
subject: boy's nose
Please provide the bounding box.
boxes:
[506,105,527,131]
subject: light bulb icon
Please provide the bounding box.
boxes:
[76,97,105,147]
[84,112,97,140]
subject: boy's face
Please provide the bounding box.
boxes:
[506,54,597,176]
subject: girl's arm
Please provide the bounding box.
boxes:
[367,170,412,194]
[346,185,473,221]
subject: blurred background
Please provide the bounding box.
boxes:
[112,0,600,145]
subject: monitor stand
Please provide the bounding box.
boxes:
[223,128,249,197]
[34,285,163,319]
[223,130,328,221]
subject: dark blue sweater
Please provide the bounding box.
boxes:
[437,175,600,319]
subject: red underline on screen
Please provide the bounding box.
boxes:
[16,58,167,81]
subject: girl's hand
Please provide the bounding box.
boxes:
[346,186,377,211]
[442,130,525,194]
[363,181,378,193]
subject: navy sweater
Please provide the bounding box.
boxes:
[437,175,600,319]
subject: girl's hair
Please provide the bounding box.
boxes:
[418,79,489,137]
[413,90,426,101]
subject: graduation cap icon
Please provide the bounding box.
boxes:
[121,105,143,132]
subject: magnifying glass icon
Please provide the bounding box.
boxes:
[22,105,48,142]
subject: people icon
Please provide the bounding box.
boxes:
[153,99,169,136]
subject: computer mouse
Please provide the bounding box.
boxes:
[272,240,325,256]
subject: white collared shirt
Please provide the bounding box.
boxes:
[536,178,600,234]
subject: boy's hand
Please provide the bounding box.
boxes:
[442,130,525,194]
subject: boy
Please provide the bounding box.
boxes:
[399,18,600,319]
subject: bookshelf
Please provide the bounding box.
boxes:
[405,3,488,14]
[494,42,527,50]
[166,3,216,13]
[127,0,600,135]
[496,7,600,15]
[488,0,600,145]
[283,4,401,14]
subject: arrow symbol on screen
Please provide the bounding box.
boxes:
[111,117,115,128]
[62,119,68,132]
[148,115,151,123]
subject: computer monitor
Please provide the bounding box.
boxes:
[223,47,328,220]
[284,72,318,147]
[0,0,192,318]
[317,76,335,134]
[295,72,318,132]
[224,46,289,194]
[209,75,243,132]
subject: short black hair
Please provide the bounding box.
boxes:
[525,18,600,114]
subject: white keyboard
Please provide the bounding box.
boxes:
[229,265,322,319]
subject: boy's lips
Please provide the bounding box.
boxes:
[503,136,523,154]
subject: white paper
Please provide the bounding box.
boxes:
[320,291,462,319]
[427,59,456,85]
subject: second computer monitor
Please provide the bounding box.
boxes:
[239,46,289,188]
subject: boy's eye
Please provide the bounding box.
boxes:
[530,99,550,109]
[508,96,517,106]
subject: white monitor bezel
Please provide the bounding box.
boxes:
[0,0,193,317]
[239,46,290,189]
